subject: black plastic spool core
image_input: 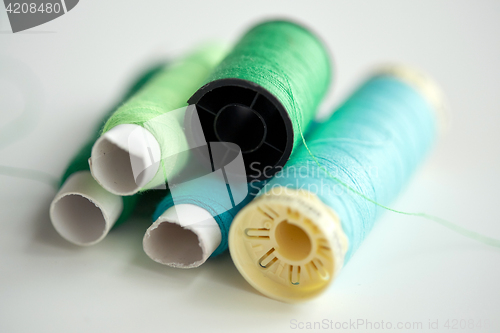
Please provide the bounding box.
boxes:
[187,78,294,181]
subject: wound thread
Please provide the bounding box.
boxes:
[99,44,227,192]
[59,63,165,228]
[187,20,332,181]
[228,66,453,302]
[152,178,265,258]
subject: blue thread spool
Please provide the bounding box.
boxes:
[144,173,265,268]
[229,66,445,302]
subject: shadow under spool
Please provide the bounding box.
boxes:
[187,78,293,181]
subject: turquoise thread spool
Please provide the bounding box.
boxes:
[229,66,444,302]
[144,175,265,268]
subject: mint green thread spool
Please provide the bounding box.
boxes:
[186,20,332,181]
[50,64,164,246]
[90,44,227,196]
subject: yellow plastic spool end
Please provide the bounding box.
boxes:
[372,64,450,133]
[229,187,349,303]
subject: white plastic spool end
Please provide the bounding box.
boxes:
[143,204,221,268]
[89,124,161,196]
[49,171,123,246]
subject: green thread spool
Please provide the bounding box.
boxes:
[50,64,164,246]
[90,44,227,196]
[186,20,332,181]
[60,64,164,187]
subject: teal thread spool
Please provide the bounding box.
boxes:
[144,175,265,268]
[186,20,332,181]
[229,66,444,302]
[50,64,164,246]
[90,44,227,196]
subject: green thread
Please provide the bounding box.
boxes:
[60,62,166,226]
[61,63,166,185]
[202,20,331,153]
[0,164,58,188]
[1,29,496,251]
[292,77,500,249]
[0,57,52,188]
[300,138,500,248]
[102,43,227,190]
[0,57,43,151]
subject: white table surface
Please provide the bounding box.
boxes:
[0,1,499,332]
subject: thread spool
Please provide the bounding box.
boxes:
[229,65,444,302]
[50,64,164,245]
[90,44,227,196]
[144,142,266,268]
[186,20,331,181]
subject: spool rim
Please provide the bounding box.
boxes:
[49,171,122,246]
[229,188,348,303]
[371,64,450,134]
[187,78,294,181]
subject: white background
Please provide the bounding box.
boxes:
[1,1,499,332]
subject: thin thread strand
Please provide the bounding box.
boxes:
[266,74,500,263]
[0,165,58,188]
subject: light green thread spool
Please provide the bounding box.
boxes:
[90,44,227,196]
